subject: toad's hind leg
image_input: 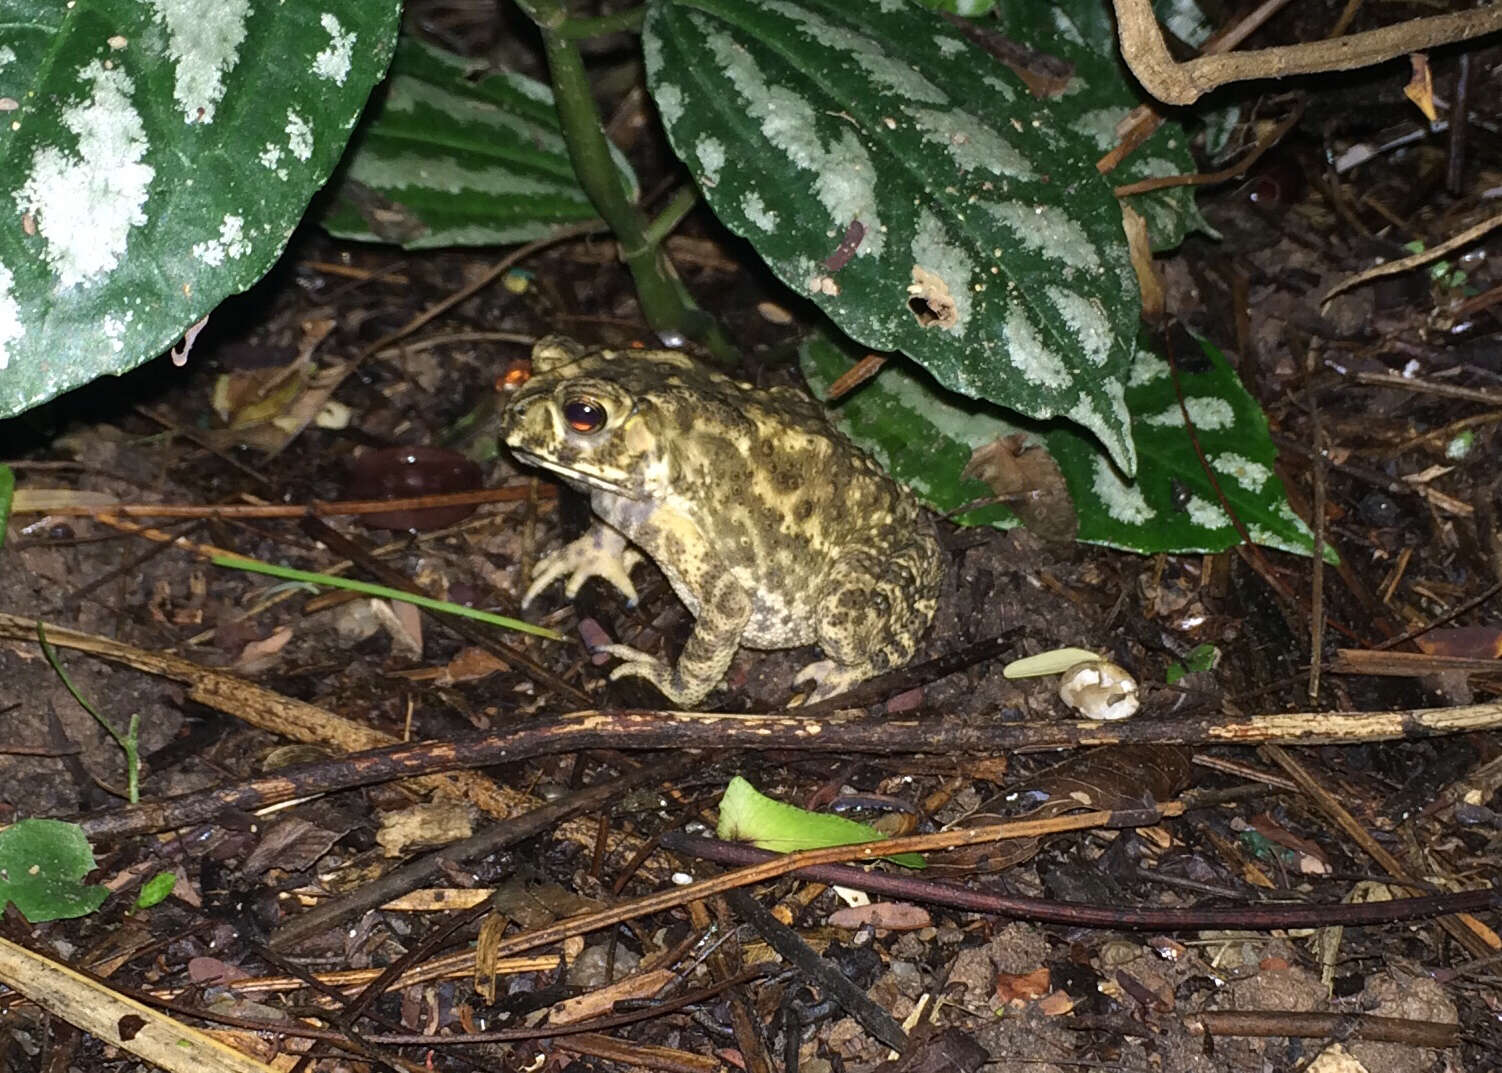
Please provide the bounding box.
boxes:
[797,546,940,701]
[603,571,753,708]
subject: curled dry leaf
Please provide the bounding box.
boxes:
[369,597,423,661]
[962,434,1077,542]
[548,968,679,1025]
[1404,52,1436,121]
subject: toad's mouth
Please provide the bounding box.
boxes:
[508,448,640,499]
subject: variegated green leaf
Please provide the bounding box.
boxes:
[911,0,997,15]
[987,2,1209,251]
[323,39,638,249]
[802,332,1320,558]
[646,0,1142,472]
[0,0,401,420]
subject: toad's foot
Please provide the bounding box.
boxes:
[600,645,714,708]
[793,658,872,703]
[598,574,751,708]
[522,525,642,608]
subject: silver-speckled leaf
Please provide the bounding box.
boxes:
[323,39,638,249]
[0,0,401,419]
[987,2,1209,251]
[802,333,1320,558]
[646,0,1141,472]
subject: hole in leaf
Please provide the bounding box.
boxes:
[908,296,942,325]
[907,266,958,329]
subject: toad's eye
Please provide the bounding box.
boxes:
[563,397,606,433]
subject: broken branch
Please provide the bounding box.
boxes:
[1112,0,1502,105]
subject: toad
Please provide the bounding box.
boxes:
[502,336,943,707]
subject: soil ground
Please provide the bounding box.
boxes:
[2,3,1500,1072]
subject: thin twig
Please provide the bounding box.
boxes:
[1349,368,1502,406]
[1324,211,1502,305]
[1304,342,1328,702]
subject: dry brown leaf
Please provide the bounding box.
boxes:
[827,902,932,931]
[1240,860,1276,888]
[934,745,1191,875]
[375,802,474,857]
[232,625,293,674]
[548,968,678,1025]
[440,646,509,684]
[1404,52,1437,121]
[1246,813,1331,872]
[1308,1044,1369,1073]
[994,967,1051,1005]
[1122,202,1165,317]
[369,598,422,661]
[962,434,1077,542]
[1413,626,1502,660]
[1036,990,1078,1016]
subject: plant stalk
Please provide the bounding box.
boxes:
[519,13,734,359]
[643,186,699,249]
[555,7,647,38]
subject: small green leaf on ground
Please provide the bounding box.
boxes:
[0,819,108,922]
[135,870,179,910]
[717,776,924,868]
[1166,643,1219,684]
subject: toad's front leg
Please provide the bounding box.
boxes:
[600,571,752,708]
[522,522,643,608]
